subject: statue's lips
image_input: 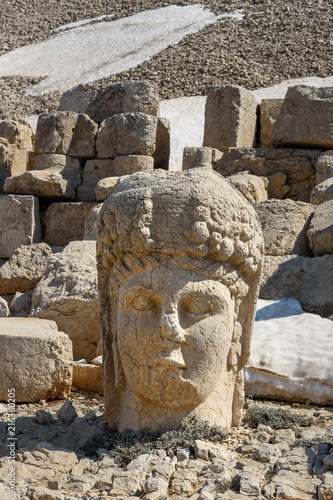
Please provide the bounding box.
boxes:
[153,350,186,369]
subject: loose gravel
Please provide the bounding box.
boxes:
[0,0,332,119]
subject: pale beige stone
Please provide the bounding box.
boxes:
[272,85,333,149]
[59,80,159,123]
[34,111,78,155]
[112,155,154,175]
[318,473,333,500]
[9,292,32,317]
[310,178,333,205]
[260,254,333,317]
[4,153,82,200]
[214,147,320,202]
[154,117,170,170]
[97,166,264,431]
[96,113,157,158]
[182,147,223,171]
[259,99,283,148]
[95,176,128,201]
[73,362,103,393]
[255,199,314,256]
[0,194,41,258]
[67,113,98,158]
[77,158,114,201]
[203,85,257,151]
[0,243,51,295]
[0,297,9,317]
[84,204,103,240]
[307,200,333,256]
[0,119,34,150]
[316,151,333,185]
[0,318,72,402]
[227,172,268,204]
[0,138,29,191]
[269,469,319,499]
[45,202,98,246]
[31,241,99,361]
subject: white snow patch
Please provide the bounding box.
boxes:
[244,298,333,404]
[160,96,206,171]
[0,5,242,95]
[52,14,115,32]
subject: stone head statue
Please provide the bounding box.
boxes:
[97,166,263,432]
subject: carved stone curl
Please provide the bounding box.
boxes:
[97,166,264,431]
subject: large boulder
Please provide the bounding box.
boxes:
[59,80,159,123]
[203,85,257,151]
[245,299,333,405]
[44,202,98,246]
[271,85,333,149]
[4,154,82,200]
[0,318,72,402]
[0,195,41,258]
[260,254,333,317]
[254,199,314,256]
[31,241,99,361]
[307,200,333,256]
[96,113,157,158]
[0,243,52,295]
[214,148,320,202]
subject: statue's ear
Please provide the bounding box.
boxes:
[113,339,126,389]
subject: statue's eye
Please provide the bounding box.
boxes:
[132,295,156,312]
[182,296,214,317]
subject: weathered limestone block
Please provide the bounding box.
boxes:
[97,166,264,431]
[307,200,333,256]
[4,154,82,200]
[0,318,72,402]
[154,117,170,170]
[59,80,159,123]
[84,204,103,240]
[266,470,320,499]
[34,112,78,155]
[245,298,333,404]
[31,241,99,361]
[95,176,128,201]
[77,159,114,201]
[0,195,41,258]
[112,155,154,175]
[260,254,333,317]
[0,138,29,191]
[227,172,268,204]
[0,119,34,150]
[255,199,314,256]
[310,178,333,205]
[316,151,333,184]
[259,99,283,148]
[73,362,103,393]
[0,298,9,317]
[203,85,258,151]
[182,147,223,171]
[0,243,52,295]
[45,202,98,246]
[96,113,157,159]
[214,148,320,202]
[272,86,333,149]
[67,114,98,158]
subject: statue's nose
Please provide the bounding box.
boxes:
[159,312,185,343]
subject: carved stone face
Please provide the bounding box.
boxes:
[117,263,234,409]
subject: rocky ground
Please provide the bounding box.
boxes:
[0,0,332,119]
[0,392,332,499]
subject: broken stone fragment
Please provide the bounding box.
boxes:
[95,176,127,201]
[272,85,333,149]
[203,85,258,151]
[259,99,283,148]
[227,172,268,204]
[0,194,41,258]
[310,178,333,205]
[84,204,103,240]
[316,151,333,185]
[0,243,51,295]
[182,146,222,170]
[0,318,72,402]
[0,119,34,151]
[154,117,170,170]
[254,199,314,257]
[31,241,99,361]
[73,362,103,394]
[307,200,333,256]
[96,112,157,158]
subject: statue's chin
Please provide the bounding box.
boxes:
[129,370,207,410]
